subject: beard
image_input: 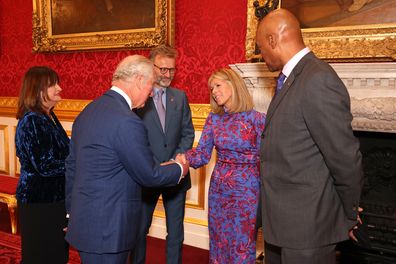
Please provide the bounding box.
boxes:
[157,76,172,87]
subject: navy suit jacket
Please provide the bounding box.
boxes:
[65,90,182,253]
[136,87,194,192]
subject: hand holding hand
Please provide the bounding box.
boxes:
[181,161,189,176]
[175,153,187,165]
[175,153,189,176]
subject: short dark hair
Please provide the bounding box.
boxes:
[149,45,178,60]
[16,66,59,119]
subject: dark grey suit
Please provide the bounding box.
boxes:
[260,52,363,262]
[133,87,194,264]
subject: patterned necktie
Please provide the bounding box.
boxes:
[276,72,286,95]
[155,88,166,131]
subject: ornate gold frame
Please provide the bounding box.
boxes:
[246,0,396,62]
[32,0,175,52]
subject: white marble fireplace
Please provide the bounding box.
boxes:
[230,62,396,133]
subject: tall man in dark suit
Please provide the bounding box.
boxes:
[256,9,364,264]
[132,45,194,264]
[65,55,189,264]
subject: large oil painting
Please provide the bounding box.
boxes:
[33,0,175,52]
[246,0,396,61]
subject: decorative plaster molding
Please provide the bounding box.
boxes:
[231,62,396,133]
[0,97,91,121]
[0,98,211,126]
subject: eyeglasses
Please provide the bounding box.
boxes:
[154,64,176,75]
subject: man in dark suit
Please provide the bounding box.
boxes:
[256,9,364,264]
[65,55,189,264]
[132,45,194,264]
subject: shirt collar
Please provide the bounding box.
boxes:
[282,47,310,78]
[154,86,167,94]
[110,86,132,110]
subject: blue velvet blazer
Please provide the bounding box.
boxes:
[15,111,69,203]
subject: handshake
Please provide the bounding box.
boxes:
[161,153,190,176]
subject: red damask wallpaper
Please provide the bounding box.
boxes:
[0,0,247,103]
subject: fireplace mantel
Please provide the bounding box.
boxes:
[230,62,396,133]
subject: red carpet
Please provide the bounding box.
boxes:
[0,230,81,264]
[0,203,209,264]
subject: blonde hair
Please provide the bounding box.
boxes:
[208,68,254,115]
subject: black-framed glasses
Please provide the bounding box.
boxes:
[154,64,176,75]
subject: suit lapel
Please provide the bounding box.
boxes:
[265,52,314,128]
[147,97,164,133]
[265,73,296,126]
[148,88,176,134]
[164,88,176,133]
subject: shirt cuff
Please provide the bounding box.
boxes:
[171,159,184,183]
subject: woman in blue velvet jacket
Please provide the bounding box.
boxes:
[15,66,69,264]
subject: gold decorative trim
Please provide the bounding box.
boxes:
[185,163,206,210]
[0,97,90,122]
[0,97,18,119]
[157,161,206,210]
[32,0,175,52]
[0,125,10,175]
[0,191,18,234]
[0,98,210,123]
[0,193,17,208]
[196,163,207,210]
[191,104,211,130]
[154,210,208,226]
[246,0,396,62]
[13,126,19,177]
[53,99,91,121]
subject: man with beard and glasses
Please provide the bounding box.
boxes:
[131,45,194,264]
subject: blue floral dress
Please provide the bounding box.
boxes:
[185,110,265,264]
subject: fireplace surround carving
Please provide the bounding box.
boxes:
[230,62,396,133]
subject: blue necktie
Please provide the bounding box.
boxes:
[276,72,286,95]
[155,88,166,131]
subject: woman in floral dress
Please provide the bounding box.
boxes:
[178,68,265,263]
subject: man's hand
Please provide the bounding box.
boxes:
[175,153,187,165]
[181,160,189,176]
[349,207,363,241]
[175,153,189,176]
[161,160,175,166]
[161,156,189,176]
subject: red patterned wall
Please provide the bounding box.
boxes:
[0,0,247,103]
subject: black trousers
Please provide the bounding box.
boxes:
[18,201,69,264]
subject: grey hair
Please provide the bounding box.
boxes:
[112,55,154,82]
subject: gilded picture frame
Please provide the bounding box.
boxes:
[32,0,175,53]
[246,0,396,62]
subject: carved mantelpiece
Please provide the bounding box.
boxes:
[230,62,396,133]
